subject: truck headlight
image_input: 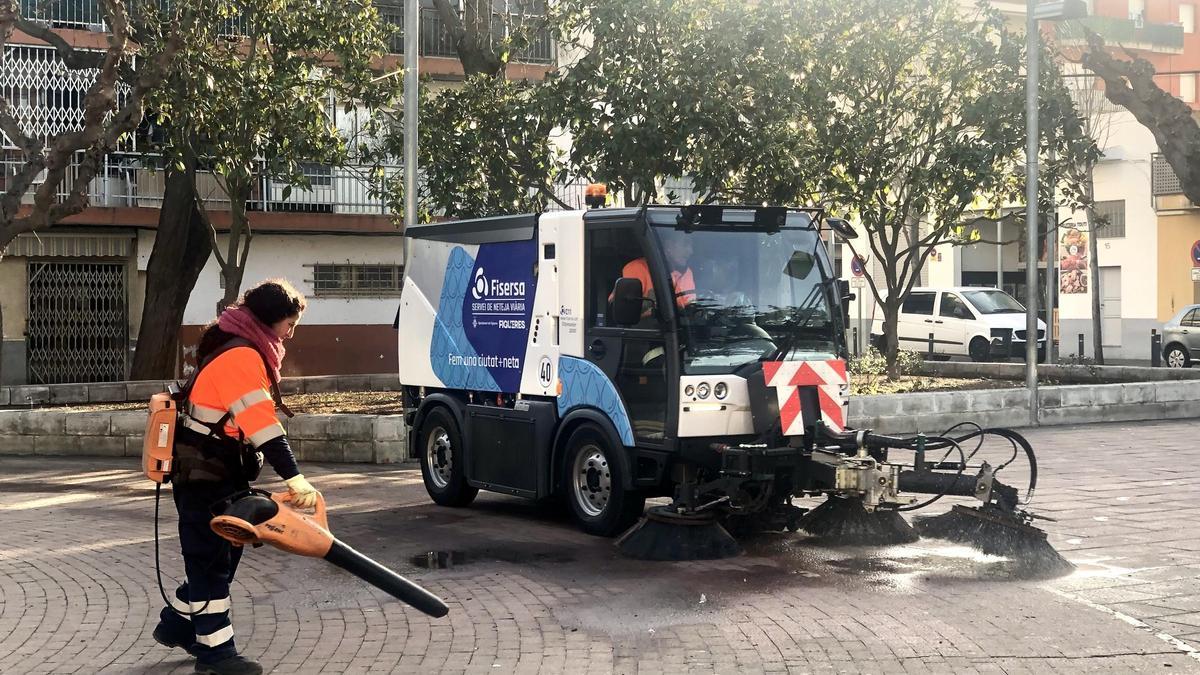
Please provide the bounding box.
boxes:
[697,382,711,399]
[713,382,728,400]
[684,384,695,398]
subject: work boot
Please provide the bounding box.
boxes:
[152,622,202,658]
[194,655,263,675]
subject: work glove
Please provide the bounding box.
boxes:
[285,474,319,509]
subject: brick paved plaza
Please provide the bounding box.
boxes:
[2,419,1200,673]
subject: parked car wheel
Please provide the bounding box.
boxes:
[563,424,645,537]
[1165,344,1191,369]
[968,337,991,363]
[417,406,478,507]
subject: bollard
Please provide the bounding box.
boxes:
[852,327,859,356]
[1078,333,1085,358]
[1151,330,1162,367]
[928,332,935,359]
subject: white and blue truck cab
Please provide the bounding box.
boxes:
[396,204,894,536]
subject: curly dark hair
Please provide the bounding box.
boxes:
[197,278,307,363]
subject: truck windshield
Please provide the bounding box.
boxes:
[653,224,838,375]
[962,289,1025,314]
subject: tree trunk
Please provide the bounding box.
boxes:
[882,300,902,380]
[129,149,211,380]
[1085,166,1104,364]
[218,179,251,311]
[0,292,5,386]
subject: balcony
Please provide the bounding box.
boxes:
[0,152,399,216]
[1150,153,1198,210]
[377,3,553,64]
[14,0,553,65]
[1056,15,1184,53]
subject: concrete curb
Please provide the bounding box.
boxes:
[2,379,1197,462]
[0,373,402,408]
[0,410,409,464]
[849,380,1200,435]
[919,360,1200,383]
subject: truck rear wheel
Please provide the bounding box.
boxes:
[417,407,478,507]
[564,424,644,537]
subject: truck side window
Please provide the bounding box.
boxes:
[587,226,653,328]
[939,293,972,320]
[902,292,935,315]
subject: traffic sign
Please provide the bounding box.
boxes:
[850,255,866,277]
[850,276,867,289]
[1192,268,1200,282]
[1192,240,1200,267]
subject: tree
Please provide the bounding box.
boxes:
[368,0,565,221]
[779,0,1096,377]
[148,0,394,311]
[1081,32,1200,205]
[0,0,190,383]
[1057,69,1118,363]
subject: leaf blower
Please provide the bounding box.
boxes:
[210,489,449,618]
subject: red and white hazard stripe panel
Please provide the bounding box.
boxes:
[761,359,849,434]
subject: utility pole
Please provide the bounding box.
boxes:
[1024,0,1041,426]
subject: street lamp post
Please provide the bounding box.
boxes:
[1025,0,1086,425]
[404,0,419,236]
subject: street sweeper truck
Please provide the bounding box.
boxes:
[397,204,1067,567]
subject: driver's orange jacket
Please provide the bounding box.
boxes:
[621,257,695,308]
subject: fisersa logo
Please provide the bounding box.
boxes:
[471,267,526,300]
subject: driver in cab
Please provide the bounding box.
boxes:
[616,236,697,312]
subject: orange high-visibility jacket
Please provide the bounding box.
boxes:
[182,346,286,449]
[620,257,696,308]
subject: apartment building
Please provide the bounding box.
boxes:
[0,0,556,385]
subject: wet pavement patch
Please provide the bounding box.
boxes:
[410,551,467,569]
[408,547,577,570]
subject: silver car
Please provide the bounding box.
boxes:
[1163,304,1200,368]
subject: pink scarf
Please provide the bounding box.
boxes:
[217,305,286,381]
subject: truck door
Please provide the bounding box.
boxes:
[584,222,671,442]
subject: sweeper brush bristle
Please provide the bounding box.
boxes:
[797,497,919,546]
[616,506,742,561]
[915,505,1073,577]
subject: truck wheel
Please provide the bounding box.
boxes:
[417,407,477,507]
[969,337,991,362]
[563,424,645,537]
[1165,344,1191,368]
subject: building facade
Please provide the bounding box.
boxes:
[0,0,556,385]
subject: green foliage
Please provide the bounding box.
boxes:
[849,347,925,393]
[368,75,565,221]
[147,0,395,299]
[150,0,393,190]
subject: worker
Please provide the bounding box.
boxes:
[152,278,318,675]
[617,235,697,312]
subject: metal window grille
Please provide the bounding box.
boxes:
[1152,153,1184,196]
[1093,200,1126,238]
[308,263,404,297]
[1,44,134,149]
[26,260,128,384]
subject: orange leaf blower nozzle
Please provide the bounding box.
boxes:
[211,490,449,618]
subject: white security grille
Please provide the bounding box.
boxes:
[26,260,128,384]
[1,44,132,149]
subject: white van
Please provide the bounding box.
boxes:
[871,287,1046,361]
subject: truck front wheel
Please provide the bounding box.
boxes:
[564,424,645,537]
[417,406,478,507]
